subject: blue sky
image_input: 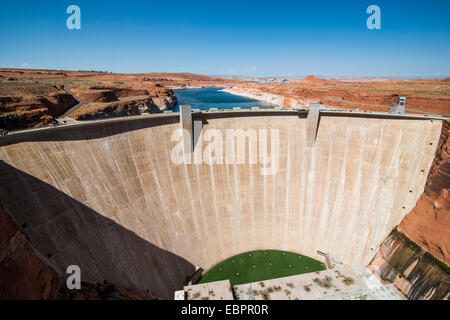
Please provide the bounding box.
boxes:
[0,0,449,77]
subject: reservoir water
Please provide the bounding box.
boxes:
[173,87,276,112]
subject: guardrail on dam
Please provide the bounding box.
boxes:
[0,109,444,299]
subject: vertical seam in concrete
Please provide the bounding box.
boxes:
[328,123,350,261]
[316,141,333,253]
[208,150,224,259]
[232,147,240,253]
[126,135,156,241]
[283,125,291,250]
[250,140,255,249]
[297,128,307,252]
[194,161,209,266]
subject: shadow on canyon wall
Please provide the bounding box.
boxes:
[375,229,449,300]
[0,161,195,299]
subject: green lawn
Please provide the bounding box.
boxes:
[198,250,326,286]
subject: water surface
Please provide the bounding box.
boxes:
[173,87,276,111]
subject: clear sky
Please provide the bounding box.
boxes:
[0,0,449,77]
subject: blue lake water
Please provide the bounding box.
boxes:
[173,87,276,112]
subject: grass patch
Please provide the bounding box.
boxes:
[198,250,325,286]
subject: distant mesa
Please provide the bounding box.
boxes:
[300,75,328,84]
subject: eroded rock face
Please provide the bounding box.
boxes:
[151,95,177,111]
[0,85,78,130]
[369,230,449,300]
[398,120,449,266]
[70,95,177,120]
[70,88,118,103]
[66,83,178,120]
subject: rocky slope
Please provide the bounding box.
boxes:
[69,84,178,120]
[0,84,78,130]
[70,96,176,120]
[398,120,449,265]
[369,229,449,300]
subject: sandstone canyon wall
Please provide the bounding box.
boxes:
[0,85,78,130]
[369,230,449,300]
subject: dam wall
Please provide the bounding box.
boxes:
[0,111,442,299]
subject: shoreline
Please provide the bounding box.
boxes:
[220,87,308,109]
[170,85,229,90]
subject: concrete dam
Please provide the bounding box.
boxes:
[0,109,443,299]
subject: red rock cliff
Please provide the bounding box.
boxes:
[398,120,449,265]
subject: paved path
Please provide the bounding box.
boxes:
[57,85,88,119]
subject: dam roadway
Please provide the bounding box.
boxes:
[0,109,444,299]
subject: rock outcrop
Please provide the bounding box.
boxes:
[369,229,449,300]
[0,85,78,130]
[70,88,118,103]
[70,95,177,120]
[398,120,449,265]
[300,75,329,84]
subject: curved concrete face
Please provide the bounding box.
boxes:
[0,113,442,299]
